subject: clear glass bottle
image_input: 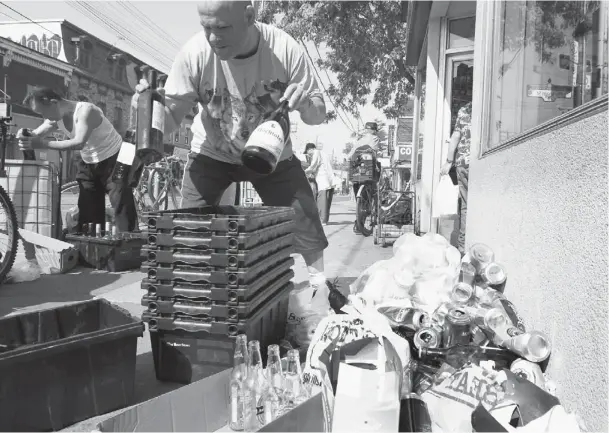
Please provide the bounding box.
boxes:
[261,344,284,425]
[229,335,249,431]
[283,349,308,409]
[244,340,268,432]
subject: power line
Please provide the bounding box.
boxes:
[117,0,181,51]
[299,40,356,133]
[312,42,365,131]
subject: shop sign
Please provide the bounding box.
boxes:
[396,145,413,163]
[526,84,573,102]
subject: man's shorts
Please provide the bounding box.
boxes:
[180,153,329,256]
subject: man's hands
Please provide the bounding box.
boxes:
[17,131,47,150]
[280,82,311,111]
[440,162,453,176]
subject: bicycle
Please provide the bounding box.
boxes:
[349,147,381,237]
[0,118,21,282]
[60,155,183,231]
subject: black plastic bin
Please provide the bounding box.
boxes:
[148,286,291,384]
[0,299,144,432]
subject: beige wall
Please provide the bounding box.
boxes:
[466,109,608,431]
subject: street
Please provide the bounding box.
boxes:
[0,197,395,432]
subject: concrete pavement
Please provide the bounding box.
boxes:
[0,196,395,431]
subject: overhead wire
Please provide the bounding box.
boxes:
[299,40,356,134]
[312,42,365,131]
[116,0,182,51]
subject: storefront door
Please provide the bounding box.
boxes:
[436,54,473,245]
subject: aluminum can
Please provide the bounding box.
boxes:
[459,261,476,285]
[414,327,441,350]
[442,308,472,347]
[469,243,495,274]
[95,224,103,238]
[480,262,507,293]
[510,359,545,387]
[451,282,475,306]
[88,223,95,237]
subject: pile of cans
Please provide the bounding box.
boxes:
[138,206,298,384]
[388,243,552,394]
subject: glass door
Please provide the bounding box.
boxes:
[443,54,474,150]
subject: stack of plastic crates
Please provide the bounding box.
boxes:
[140,206,296,384]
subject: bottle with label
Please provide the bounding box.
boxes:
[261,344,284,425]
[399,393,433,432]
[149,71,166,153]
[477,287,526,334]
[283,349,308,409]
[241,100,290,175]
[244,340,268,432]
[136,65,152,151]
[229,335,249,431]
[112,130,137,183]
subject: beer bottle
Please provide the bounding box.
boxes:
[419,345,516,369]
[244,340,268,432]
[241,100,290,175]
[229,335,250,431]
[112,130,136,183]
[150,71,165,151]
[19,128,37,160]
[399,393,433,432]
[261,345,284,425]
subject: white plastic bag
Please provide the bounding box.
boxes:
[5,259,42,283]
[432,175,458,218]
[285,280,331,349]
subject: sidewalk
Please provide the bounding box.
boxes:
[0,197,395,431]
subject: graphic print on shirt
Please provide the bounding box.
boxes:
[200,79,288,157]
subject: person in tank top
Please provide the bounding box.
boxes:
[17,87,137,232]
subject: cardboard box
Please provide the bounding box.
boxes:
[19,228,78,274]
[95,369,324,433]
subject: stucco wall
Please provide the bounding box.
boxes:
[467,109,608,431]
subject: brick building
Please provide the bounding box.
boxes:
[0,19,194,183]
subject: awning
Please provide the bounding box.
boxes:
[404,1,433,66]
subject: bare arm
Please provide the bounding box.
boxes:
[446,130,460,163]
[45,105,101,151]
[31,119,59,137]
[162,48,200,135]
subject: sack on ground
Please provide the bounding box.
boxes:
[432,175,459,218]
[285,280,331,349]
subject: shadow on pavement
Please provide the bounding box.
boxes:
[0,268,124,317]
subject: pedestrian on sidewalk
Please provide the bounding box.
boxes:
[304,143,335,225]
[142,0,330,292]
[17,87,137,233]
[441,101,472,255]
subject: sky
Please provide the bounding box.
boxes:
[0,0,387,158]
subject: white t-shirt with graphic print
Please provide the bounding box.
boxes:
[163,23,324,165]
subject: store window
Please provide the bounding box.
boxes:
[488,0,608,149]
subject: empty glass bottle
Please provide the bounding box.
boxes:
[261,345,284,425]
[229,335,250,431]
[244,340,268,432]
[284,349,308,408]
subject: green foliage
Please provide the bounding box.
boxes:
[258,1,416,119]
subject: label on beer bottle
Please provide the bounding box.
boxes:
[500,299,526,333]
[116,142,136,165]
[152,100,165,133]
[244,120,285,160]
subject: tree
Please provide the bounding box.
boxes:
[258,1,416,119]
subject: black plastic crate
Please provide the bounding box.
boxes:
[141,246,293,285]
[144,205,295,233]
[145,220,294,250]
[141,264,295,303]
[148,287,290,384]
[0,299,144,432]
[141,233,294,269]
[141,275,294,321]
[65,233,146,272]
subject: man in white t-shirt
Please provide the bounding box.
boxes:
[304,143,335,225]
[152,1,329,288]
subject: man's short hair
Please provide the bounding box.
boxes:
[23,87,63,106]
[304,142,316,152]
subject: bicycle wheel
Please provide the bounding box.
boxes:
[0,184,19,283]
[356,184,375,237]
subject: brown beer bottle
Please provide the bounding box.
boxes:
[241,100,290,175]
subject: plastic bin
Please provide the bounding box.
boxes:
[141,264,295,302]
[0,299,144,432]
[144,205,295,233]
[65,233,146,272]
[141,247,293,285]
[0,159,61,239]
[147,287,291,383]
[145,220,294,250]
[141,274,294,321]
[141,233,294,268]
